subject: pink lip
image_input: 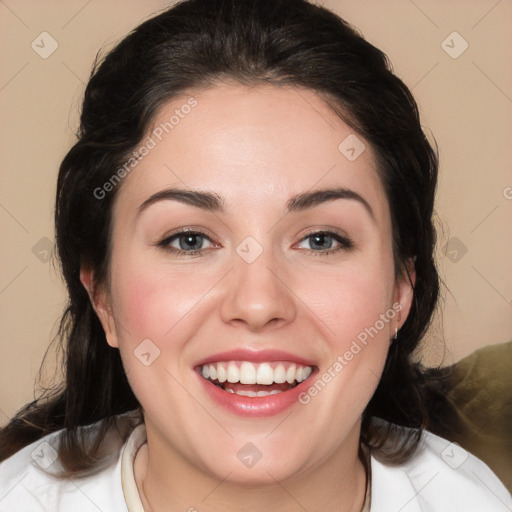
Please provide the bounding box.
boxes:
[194,349,316,367]
[194,349,317,417]
[196,369,317,417]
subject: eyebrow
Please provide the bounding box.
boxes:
[137,188,225,216]
[137,186,375,221]
[286,187,375,221]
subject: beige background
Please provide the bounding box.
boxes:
[0,0,511,425]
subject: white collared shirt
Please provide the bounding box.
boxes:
[1,412,510,511]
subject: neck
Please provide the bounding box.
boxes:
[134,422,367,512]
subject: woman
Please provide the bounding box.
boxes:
[0,0,509,510]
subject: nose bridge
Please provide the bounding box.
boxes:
[219,236,297,330]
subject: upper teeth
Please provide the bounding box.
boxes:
[201,361,312,385]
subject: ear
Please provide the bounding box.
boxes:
[80,266,119,348]
[393,257,416,332]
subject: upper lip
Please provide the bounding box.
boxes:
[194,349,316,368]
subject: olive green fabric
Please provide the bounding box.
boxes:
[442,341,512,492]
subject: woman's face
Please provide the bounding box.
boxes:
[87,83,413,484]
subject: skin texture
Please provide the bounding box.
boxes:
[81,83,415,511]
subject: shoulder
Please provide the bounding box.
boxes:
[0,412,140,512]
[370,429,512,512]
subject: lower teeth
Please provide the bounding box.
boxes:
[210,380,296,397]
[224,389,283,397]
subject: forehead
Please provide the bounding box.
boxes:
[114,83,389,221]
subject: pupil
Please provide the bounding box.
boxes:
[311,234,332,250]
[180,234,202,250]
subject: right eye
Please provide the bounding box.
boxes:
[158,229,218,256]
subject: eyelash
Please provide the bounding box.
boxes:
[298,229,353,256]
[157,229,214,257]
[157,228,353,257]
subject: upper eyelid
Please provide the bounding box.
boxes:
[296,227,351,243]
[298,227,346,238]
[295,230,352,248]
[160,227,215,242]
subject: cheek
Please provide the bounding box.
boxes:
[111,257,200,337]
[108,256,224,376]
[299,259,395,345]
[295,258,395,412]
[107,261,209,406]
[290,268,394,451]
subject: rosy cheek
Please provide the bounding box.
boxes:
[303,265,390,338]
[114,277,173,341]
[111,258,215,347]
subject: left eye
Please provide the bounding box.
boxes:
[296,231,351,251]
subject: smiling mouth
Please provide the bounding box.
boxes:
[197,361,314,397]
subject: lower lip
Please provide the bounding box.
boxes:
[196,371,316,417]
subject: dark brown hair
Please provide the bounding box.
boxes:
[0,0,441,475]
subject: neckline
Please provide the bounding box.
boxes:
[121,423,372,512]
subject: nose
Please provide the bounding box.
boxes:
[219,246,297,332]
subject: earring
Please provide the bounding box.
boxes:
[394,310,401,340]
